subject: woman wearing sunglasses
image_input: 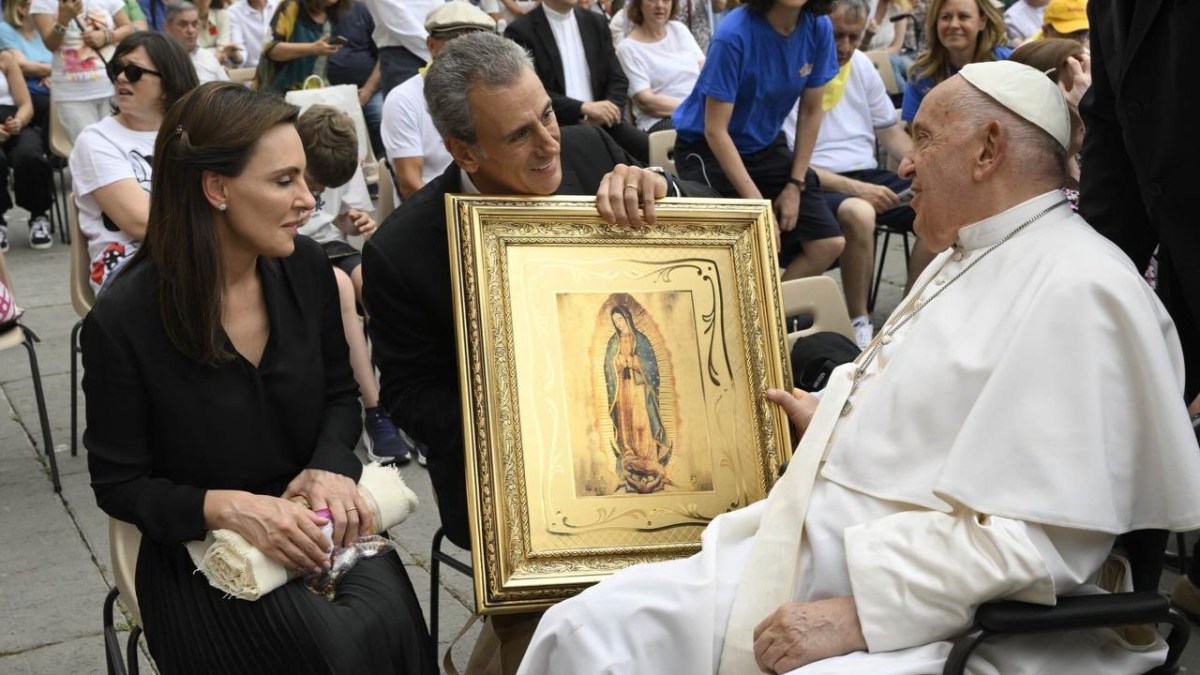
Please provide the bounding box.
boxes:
[68,31,197,293]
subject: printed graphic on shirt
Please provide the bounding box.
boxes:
[62,9,112,83]
[101,150,152,233]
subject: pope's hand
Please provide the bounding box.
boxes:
[596,164,669,227]
[752,597,867,674]
[765,387,818,438]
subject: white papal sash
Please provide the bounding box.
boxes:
[716,363,858,674]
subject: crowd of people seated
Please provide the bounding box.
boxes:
[10,0,1200,672]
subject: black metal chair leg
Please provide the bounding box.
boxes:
[126,627,141,675]
[70,319,82,457]
[103,586,125,675]
[431,528,443,641]
[23,326,58,492]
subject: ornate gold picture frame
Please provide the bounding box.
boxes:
[447,196,793,615]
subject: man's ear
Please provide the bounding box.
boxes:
[201,170,228,211]
[446,137,481,174]
[973,120,1006,182]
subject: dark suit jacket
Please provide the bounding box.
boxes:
[1079,0,1200,394]
[362,126,718,547]
[505,6,629,125]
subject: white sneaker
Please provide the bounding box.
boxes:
[0,224,8,253]
[28,216,52,250]
[851,316,873,350]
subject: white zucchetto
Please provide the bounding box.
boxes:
[959,60,1072,150]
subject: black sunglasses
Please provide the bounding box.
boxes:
[106,61,163,84]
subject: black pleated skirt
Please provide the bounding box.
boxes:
[135,539,438,675]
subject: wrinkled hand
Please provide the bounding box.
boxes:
[347,208,376,238]
[595,164,669,226]
[220,43,243,65]
[1057,54,1091,109]
[774,183,801,232]
[753,597,867,674]
[852,180,899,213]
[310,36,340,57]
[283,468,372,546]
[765,387,819,438]
[581,100,621,127]
[224,493,332,574]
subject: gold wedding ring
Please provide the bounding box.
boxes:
[623,184,639,192]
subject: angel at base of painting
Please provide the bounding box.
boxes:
[605,305,673,494]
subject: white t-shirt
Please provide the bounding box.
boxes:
[227,0,278,69]
[864,0,903,51]
[298,164,372,245]
[31,0,122,102]
[191,47,231,83]
[362,0,441,58]
[0,69,12,106]
[1004,0,1045,42]
[381,72,452,187]
[806,50,898,173]
[616,21,703,131]
[544,4,594,103]
[69,116,154,291]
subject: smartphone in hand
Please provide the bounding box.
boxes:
[328,35,349,46]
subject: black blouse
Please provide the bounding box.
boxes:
[82,236,363,545]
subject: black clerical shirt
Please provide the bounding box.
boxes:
[82,237,363,546]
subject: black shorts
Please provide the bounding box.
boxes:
[822,168,915,232]
[674,134,843,265]
[320,240,362,277]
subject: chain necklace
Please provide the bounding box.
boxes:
[841,199,1067,416]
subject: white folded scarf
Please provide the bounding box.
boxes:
[186,463,419,601]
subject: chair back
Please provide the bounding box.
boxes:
[68,194,95,319]
[780,276,855,346]
[376,158,396,223]
[48,95,73,159]
[865,50,900,96]
[648,129,677,174]
[108,518,143,626]
[228,67,255,85]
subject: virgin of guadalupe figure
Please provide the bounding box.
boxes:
[604,304,673,493]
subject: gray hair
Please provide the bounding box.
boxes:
[165,0,198,23]
[833,0,870,22]
[952,84,1068,184]
[424,32,534,143]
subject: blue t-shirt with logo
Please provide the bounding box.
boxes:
[672,6,838,154]
[900,46,1014,122]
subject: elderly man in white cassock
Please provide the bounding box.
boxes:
[516,60,1200,675]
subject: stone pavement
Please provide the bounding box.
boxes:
[0,204,1195,674]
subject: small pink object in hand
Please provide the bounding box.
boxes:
[313,508,334,553]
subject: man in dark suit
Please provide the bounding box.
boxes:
[363,31,715,673]
[1079,0,1200,612]
[505,0,650,162]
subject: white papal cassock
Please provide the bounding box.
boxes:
[517,191,1200,675]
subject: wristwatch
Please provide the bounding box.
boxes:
[787,176,807,192]
[52,22,67,35]
[645,165,678,197]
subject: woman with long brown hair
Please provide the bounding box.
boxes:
[82,81,437,674]
[899,0,1009,122]
[257,0,350,91]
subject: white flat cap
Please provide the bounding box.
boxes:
[959,61,1071,150]
[425,1,497,34]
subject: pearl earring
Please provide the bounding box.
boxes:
[217,202,227,211]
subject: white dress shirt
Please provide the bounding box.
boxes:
[544,3,595,103]
[227,0,278,69]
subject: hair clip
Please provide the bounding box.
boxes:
[174,125,184,137]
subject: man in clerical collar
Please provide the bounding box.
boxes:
[518,61,1200,675]
[362,31,715,674]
